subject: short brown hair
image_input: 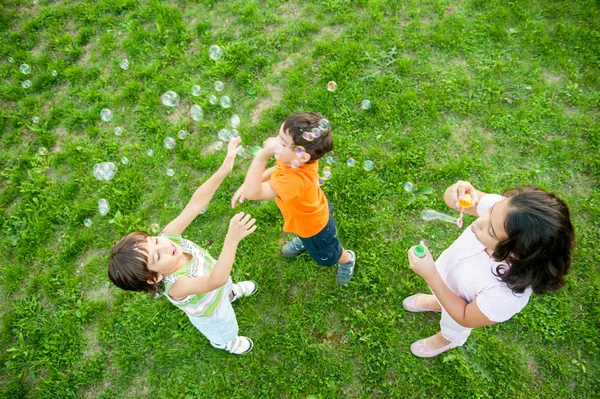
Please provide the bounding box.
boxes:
[108,231,164,298]
[283,112,333,163]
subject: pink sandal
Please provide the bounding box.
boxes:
[410,338,458,358]
[402,294,441,313]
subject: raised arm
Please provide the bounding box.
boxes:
[241,137,278,201]
[231,166,275,208]
[162,137,241,235]
[444,180,489,217]
[168,212,257,298]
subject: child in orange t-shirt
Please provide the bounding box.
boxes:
[232,112,356,286]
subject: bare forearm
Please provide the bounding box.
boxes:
[189,169,228,210]
[209,236,240,287]
[243,156,269,197]
[424,271,469,326]
[262,166,275,182]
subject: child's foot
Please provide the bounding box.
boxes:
[211,336,254,355]
[230,280,258,303]
[402,294,442,312]
[281,236,306,258]
[410,332,457,358]
[336,250,356,286]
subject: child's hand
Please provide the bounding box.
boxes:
[220,137,242,174]
[231,185,245,209]
[449,180,480,209]
[407,241,437,280]
[226,212,257,242]
[258,137,279,160]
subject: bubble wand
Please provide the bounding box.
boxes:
[456,194,473,228]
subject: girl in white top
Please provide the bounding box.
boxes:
[403,180,575,358]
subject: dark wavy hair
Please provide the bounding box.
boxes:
[108,231,164,298]
[492,187,575,295]
[283,112,333,163]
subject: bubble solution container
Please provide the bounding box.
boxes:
[413,245,427,258]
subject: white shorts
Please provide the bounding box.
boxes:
[187,279,238,346]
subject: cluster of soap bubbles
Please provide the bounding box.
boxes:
[93,162,118,181]
[345,158,374,171]
[161,91,179,107]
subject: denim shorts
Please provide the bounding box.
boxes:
[300,202,343,267]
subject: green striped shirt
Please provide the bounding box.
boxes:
[160,234,225,318]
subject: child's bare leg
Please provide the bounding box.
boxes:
[338,248,351,264]
[419,294,442,311]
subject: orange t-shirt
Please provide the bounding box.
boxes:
[268,160,329,238]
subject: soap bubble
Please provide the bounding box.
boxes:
[100,109,113,122]
[84,219,92,227]
[230,129,239,138]
[209,95,218,105]
[230,114,240,128]
[150,223,160,233]
[22,80,31,88]
[120,59,129,70]
[8,57,14,63]
[166,168,175,177]
[323,166,331,174]
[318,177,324,185]
[161,91,179,107]
[190,104,203,121]
[191,85,201,96]
[325,156,334,164]
[177,130,186,139]
[346,158,355,167]
[214,81,224,91]
[51,70,57,76]
[295,146,306,156]
[323,167,332,180]
[291,160,300,168]
[114,126,123,136]
[220,96,231,108]
[32,116,40,124]
[199,206,208,215]
[318,119,329,131]
[93,162,118,181]
[302,131,314,141]
[98,199,110,216]
[147,149,154,156]
[363,160,374,171]
[121,157,129,165]
[237,146,247,158]
[164,137,176,149]
[209,45,223,61]
[218,129,230,142]
[20,64,31,74]
[327,81,337,92]
[361,99,371,110]
[311,127,322,139]
[213,141,224,151]
[38,147,47,155]
[403,182,414,192]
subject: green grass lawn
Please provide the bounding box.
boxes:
[1,0,599,397]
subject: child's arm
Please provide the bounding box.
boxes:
[444,180,488,216]
[241,137,278,201]
[167,212,257,298]
[408,242,496,328]
[231,166,275,208]
[162,137,241,236]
